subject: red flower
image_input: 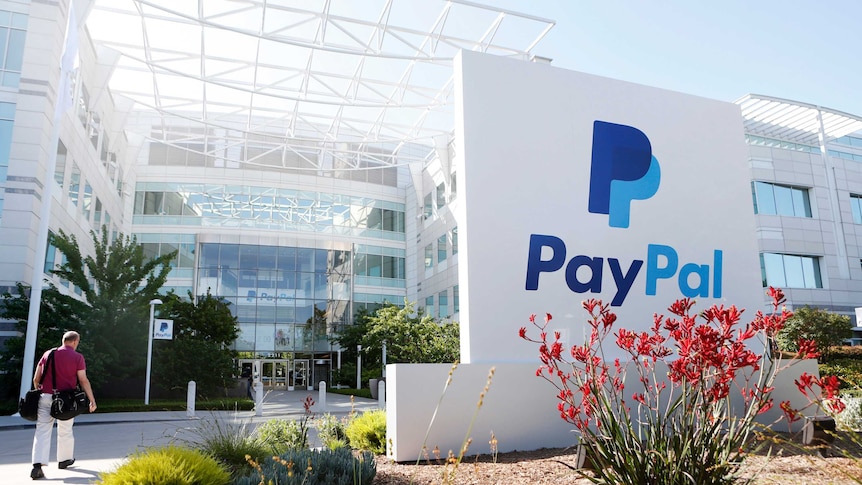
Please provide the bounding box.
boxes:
[780,400,800,423]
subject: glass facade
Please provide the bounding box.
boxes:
[134,182,405,240]
[197,242,351,357]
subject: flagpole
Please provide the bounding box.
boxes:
[19,1,77,399]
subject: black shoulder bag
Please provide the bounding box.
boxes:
[17,349,54,421]
[48,350,90,420]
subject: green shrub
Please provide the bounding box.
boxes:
[255,418,309,454]
[820,358,862,390]
[345,410,386,454]
[172,417,269,478]
[96,445,230,485]
[317,413,349,450]
[776,306,852,362]
[236,447,376,485]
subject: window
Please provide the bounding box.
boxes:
[69,163,80,206]
[452,227,458,255]
[437,235,447,263]
[752,182,811,217]
[852,195,862,224]
[423,193,433,220]
[0,11,28,88]
[453,285,459,314]
[44,231,57,273]
[82,183,92,221]
[760,253,822,289]
[438,290,448,318]
[424,244,433,269]
[425,296,434,316]
[436,182,445,209]
[55,140,67,187]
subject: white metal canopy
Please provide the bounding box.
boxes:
[736,94,862,146]
[85,0,555,168]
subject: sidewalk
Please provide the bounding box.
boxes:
[0,389,380,484]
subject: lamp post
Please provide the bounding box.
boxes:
[356,345,362,390]
[145,298,163,405]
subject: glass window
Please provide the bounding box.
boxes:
[424,244,433,269]
[69,163,80,207]
[82,183,92,220]
[851,195,862,224]
[452,227,458,255]
[437,234,447,263]
[453,285,459,314]
[760,253,822,289]
[438,290,448,318]
[55,140,66,187]
[424,193,433,220]
[753,182,811,217]
[436,183,445,209]
[425,296,434,316]
[0,12,28,88]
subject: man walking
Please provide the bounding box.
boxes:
[30,331,97,480]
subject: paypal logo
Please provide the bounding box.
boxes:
[588,121,661,228]
[523,121,724,306]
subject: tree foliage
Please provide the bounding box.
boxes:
[776,306,852,362]
[152,289,240,397]
[48,229,175,388]
[0,283,86,398]
[362,301,459,374]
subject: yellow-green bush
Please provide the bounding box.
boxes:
[345,410,386,454]
[96,445,230,485]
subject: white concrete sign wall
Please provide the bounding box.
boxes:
[454,49,761,364]
[388,50,768,462]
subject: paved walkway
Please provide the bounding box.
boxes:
[0,389,380,484]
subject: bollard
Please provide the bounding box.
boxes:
[377,380,386,410]
[319,381,327,413]
[187,381,196,418]
[254,381,264,417]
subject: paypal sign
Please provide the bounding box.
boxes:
[525,235,723,306]
[588,121,661,228]
[525,120,722,306]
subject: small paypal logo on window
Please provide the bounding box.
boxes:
[588,121,661,228]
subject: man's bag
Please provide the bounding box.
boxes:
[50,388,89,420]
[18,389,41,421]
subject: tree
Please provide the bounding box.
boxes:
[330,307,373,386]
[776,306,852,362]
[49,229,175,389]
[360,300,459,376]
[0,283,86,399]
[152,289,239,397]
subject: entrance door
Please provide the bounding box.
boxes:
[291,360,311,390]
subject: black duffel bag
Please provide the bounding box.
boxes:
[50,387,89,420]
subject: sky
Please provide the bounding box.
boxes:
[505,0,862,115]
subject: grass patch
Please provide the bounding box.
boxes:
[327,388,373,399]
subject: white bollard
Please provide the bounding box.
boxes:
[377,380,386,410]
[187,381,196,418]
[319,381,327,413]
[254,381,264,417]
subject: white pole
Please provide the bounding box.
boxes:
[356,345,362,390]
[19,0,79,401]
[144,298,162,405]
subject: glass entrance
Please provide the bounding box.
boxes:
[291,360,311,390]
[260,360,289,388]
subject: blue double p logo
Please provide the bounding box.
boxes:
[588,121,661,228]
